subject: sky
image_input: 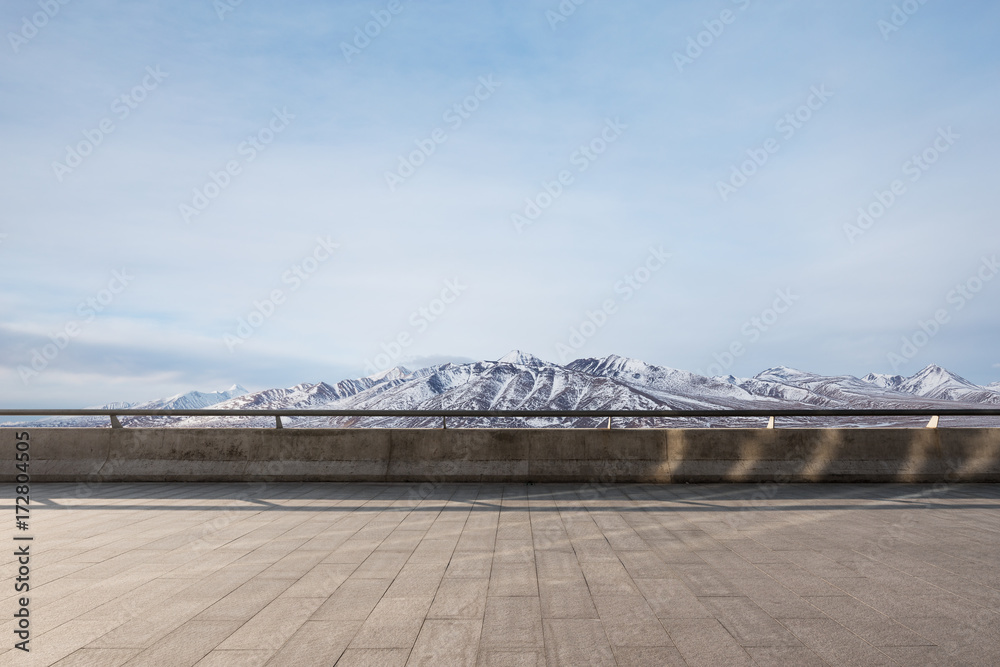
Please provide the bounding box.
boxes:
[2,0,999,408]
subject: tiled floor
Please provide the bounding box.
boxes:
[2,482,1000,665]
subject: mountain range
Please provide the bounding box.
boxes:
[12,351,1000,428]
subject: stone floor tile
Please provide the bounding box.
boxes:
[407,619,482,666]
[124,620,241,667]
[699,595,802,647]
[409,538,459,564]
[87,597,216,648]
[570,538,618,562]
[446,551,494,578]
[481,597,544,649]
[805,594,934,646]
[194,578,293,621]
[51,648,141,667]
[538,579,598,619]
[667,561,740,596]
[215,596,323,651]
[193,649,273,666]
[617,550,673,579]
[476,649,543,666]
[744,646,828,666]
[580,560,640,596]
[385,562,448,598]
[610,645,687,667]
[336,648,410,666]
[781,617,898,667]
[429,577,489,619]
[349,596,434,649]
[592,595,673,647]
[282,562,357,597]
[310,578,393,621]
[731,576,828,619]
[352,549,411,579]
[756,562,845,597]
[541,619,616,667]
[661,618,754,666]
[264,620,361,666]
[488,562,538,597]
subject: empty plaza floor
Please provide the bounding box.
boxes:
[2,483,1000,666]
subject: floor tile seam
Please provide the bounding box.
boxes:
[800,594,946,649]
[437,486,486,580]
[117,610,247,664]
[659,617,757,664]
[867,554,1000,596]
[773,612,912,663]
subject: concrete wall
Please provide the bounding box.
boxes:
[3,427,1000,484]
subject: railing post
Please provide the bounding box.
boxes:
[926,415,939,428]
[110,414,122,429]
[442,415,447,430]
[607,416,612,430]
[275,415,283,429]
[766,416,775,429]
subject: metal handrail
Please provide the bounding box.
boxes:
[3,407,1000,431]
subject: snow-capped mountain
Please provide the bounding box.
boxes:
[140,384,249,410]
[566,354,764,407]
[8,353,999,428]
[736,366,925,408]
[860,365,1000,405]
[27,385,252,428]
[496,350,548,367]
[861,372,905,391]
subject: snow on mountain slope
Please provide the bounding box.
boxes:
[156,369,415,428]
[7,353,998,429]
[861,373,905,391]
[897,365,1000,404]
[136,385,249,410]
[567,354,763,407]
[496,350,550,367]
[736,367,955,409]
[17,385,252,427]
[366,366,411,382]
[296,356,668,428]
[860,365,1000,405]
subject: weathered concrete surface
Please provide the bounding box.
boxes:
[3,482,1000,666]
[3,427,1000,483]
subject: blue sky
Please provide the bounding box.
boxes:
[2,0,999,407]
